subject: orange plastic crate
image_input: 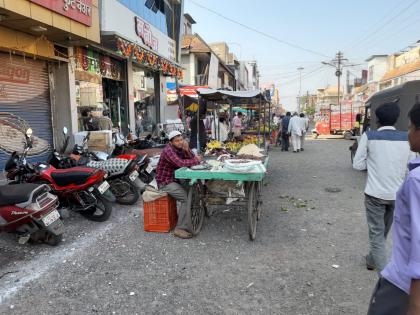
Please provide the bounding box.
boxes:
[143,195,178,233]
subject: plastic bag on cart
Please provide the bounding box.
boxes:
[206,180,245,205]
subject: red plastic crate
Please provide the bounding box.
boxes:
[143,195,178,232]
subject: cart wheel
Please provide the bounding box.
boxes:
[187,184,205,236]
[247,182,258,240]
[256,182,262,221]
[203,185,211,218]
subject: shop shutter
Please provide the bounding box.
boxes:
[0,53,53,170]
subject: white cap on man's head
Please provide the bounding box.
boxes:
[168,130,182,140]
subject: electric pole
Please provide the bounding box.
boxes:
[297,66,304,112]
[322,51,350,131]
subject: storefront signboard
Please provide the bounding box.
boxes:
[101,1,176,61]
[30,0,92,26]
[74,47,122,81]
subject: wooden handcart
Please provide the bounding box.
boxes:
[175,157,268,240]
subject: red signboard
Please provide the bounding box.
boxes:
[30,0,92,26]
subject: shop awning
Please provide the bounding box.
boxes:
[167,94,199,112]
[196,88,268,105]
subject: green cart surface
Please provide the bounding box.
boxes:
[175,157,269,183]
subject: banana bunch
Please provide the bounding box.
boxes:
[225,142,242,153]
[243,135,259,145]
[207,140,223,150]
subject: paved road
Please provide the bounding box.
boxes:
[0,139,379,314]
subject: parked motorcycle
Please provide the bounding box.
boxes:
[0,183,64,245]
[49,128,143,204]
[5,129,113,222]
[74,129,155,189]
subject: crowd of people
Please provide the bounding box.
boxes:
[277,112,309,152]
[353,102,420,314]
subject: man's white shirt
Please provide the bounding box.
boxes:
[353,126,416,200]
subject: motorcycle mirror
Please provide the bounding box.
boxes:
[63,127,68,135]
[26,128,33,138]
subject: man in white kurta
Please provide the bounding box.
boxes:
[299,113,309,151]
[288,112,302,152]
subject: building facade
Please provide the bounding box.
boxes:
[180,34,235,90]
[379,43,420,90]
[98,0,184,130]
[366,55,388,95]
[0,0,100,168]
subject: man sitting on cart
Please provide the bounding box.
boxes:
[156,130,202,239]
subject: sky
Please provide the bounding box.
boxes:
[184,0,420,111]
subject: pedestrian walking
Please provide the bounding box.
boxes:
[232,112,243,138]
[299,113,309,151]
[366,103,420,315]
[276,114,285,146]
[288,112,302,153]
[190,113,207,152]
[353,102,415,272]
[281,112,291,151]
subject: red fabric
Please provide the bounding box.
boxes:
[156,144,199,187]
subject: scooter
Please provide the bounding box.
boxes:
[0,183,64,246]
[5,129,114,222]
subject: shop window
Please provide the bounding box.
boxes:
[133,66,157,137]
[74,47,127,132]
[76,81,105,131]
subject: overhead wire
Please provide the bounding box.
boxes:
[353,12,420,54]
[343,0,409,52]
[188,0,332,59]
[345,0,418,55]
[276,65,328,87]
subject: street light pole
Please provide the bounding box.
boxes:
[297,66,304,112]
[336,51,343,131]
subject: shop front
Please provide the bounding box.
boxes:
[0,51,53,167]
[73,47,128,132]
[100,0,184,136]
[0,0,100,169]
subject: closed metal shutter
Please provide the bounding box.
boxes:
[0,53,53,169]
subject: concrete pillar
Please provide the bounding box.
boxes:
[68,48,78,134]
[48,47,78,146]
[189,53,196,85]
[126,58,136,131]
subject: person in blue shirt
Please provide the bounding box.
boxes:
[281,112,291,151]
[367,103,420,315]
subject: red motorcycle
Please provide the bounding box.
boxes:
[0,183,64,245]
[5,129,114,222]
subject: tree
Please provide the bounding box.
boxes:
[305,106,315,116]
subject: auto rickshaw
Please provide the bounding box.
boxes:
[350,80,420,163]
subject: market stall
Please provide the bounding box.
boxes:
[175,89,269,240]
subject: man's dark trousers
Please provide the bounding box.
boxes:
[281,133,289,151]
[367,278,408,315]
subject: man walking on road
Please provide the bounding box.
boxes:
[367,103,420,315]
[156,131,201,239]
[353,102,415,272]
[281,112,291,151]
[299,113,309,151]
[288,112,303,153]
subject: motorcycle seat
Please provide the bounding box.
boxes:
[0,183,42,206]
[51,170,96,187]
[87,158,130,176]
